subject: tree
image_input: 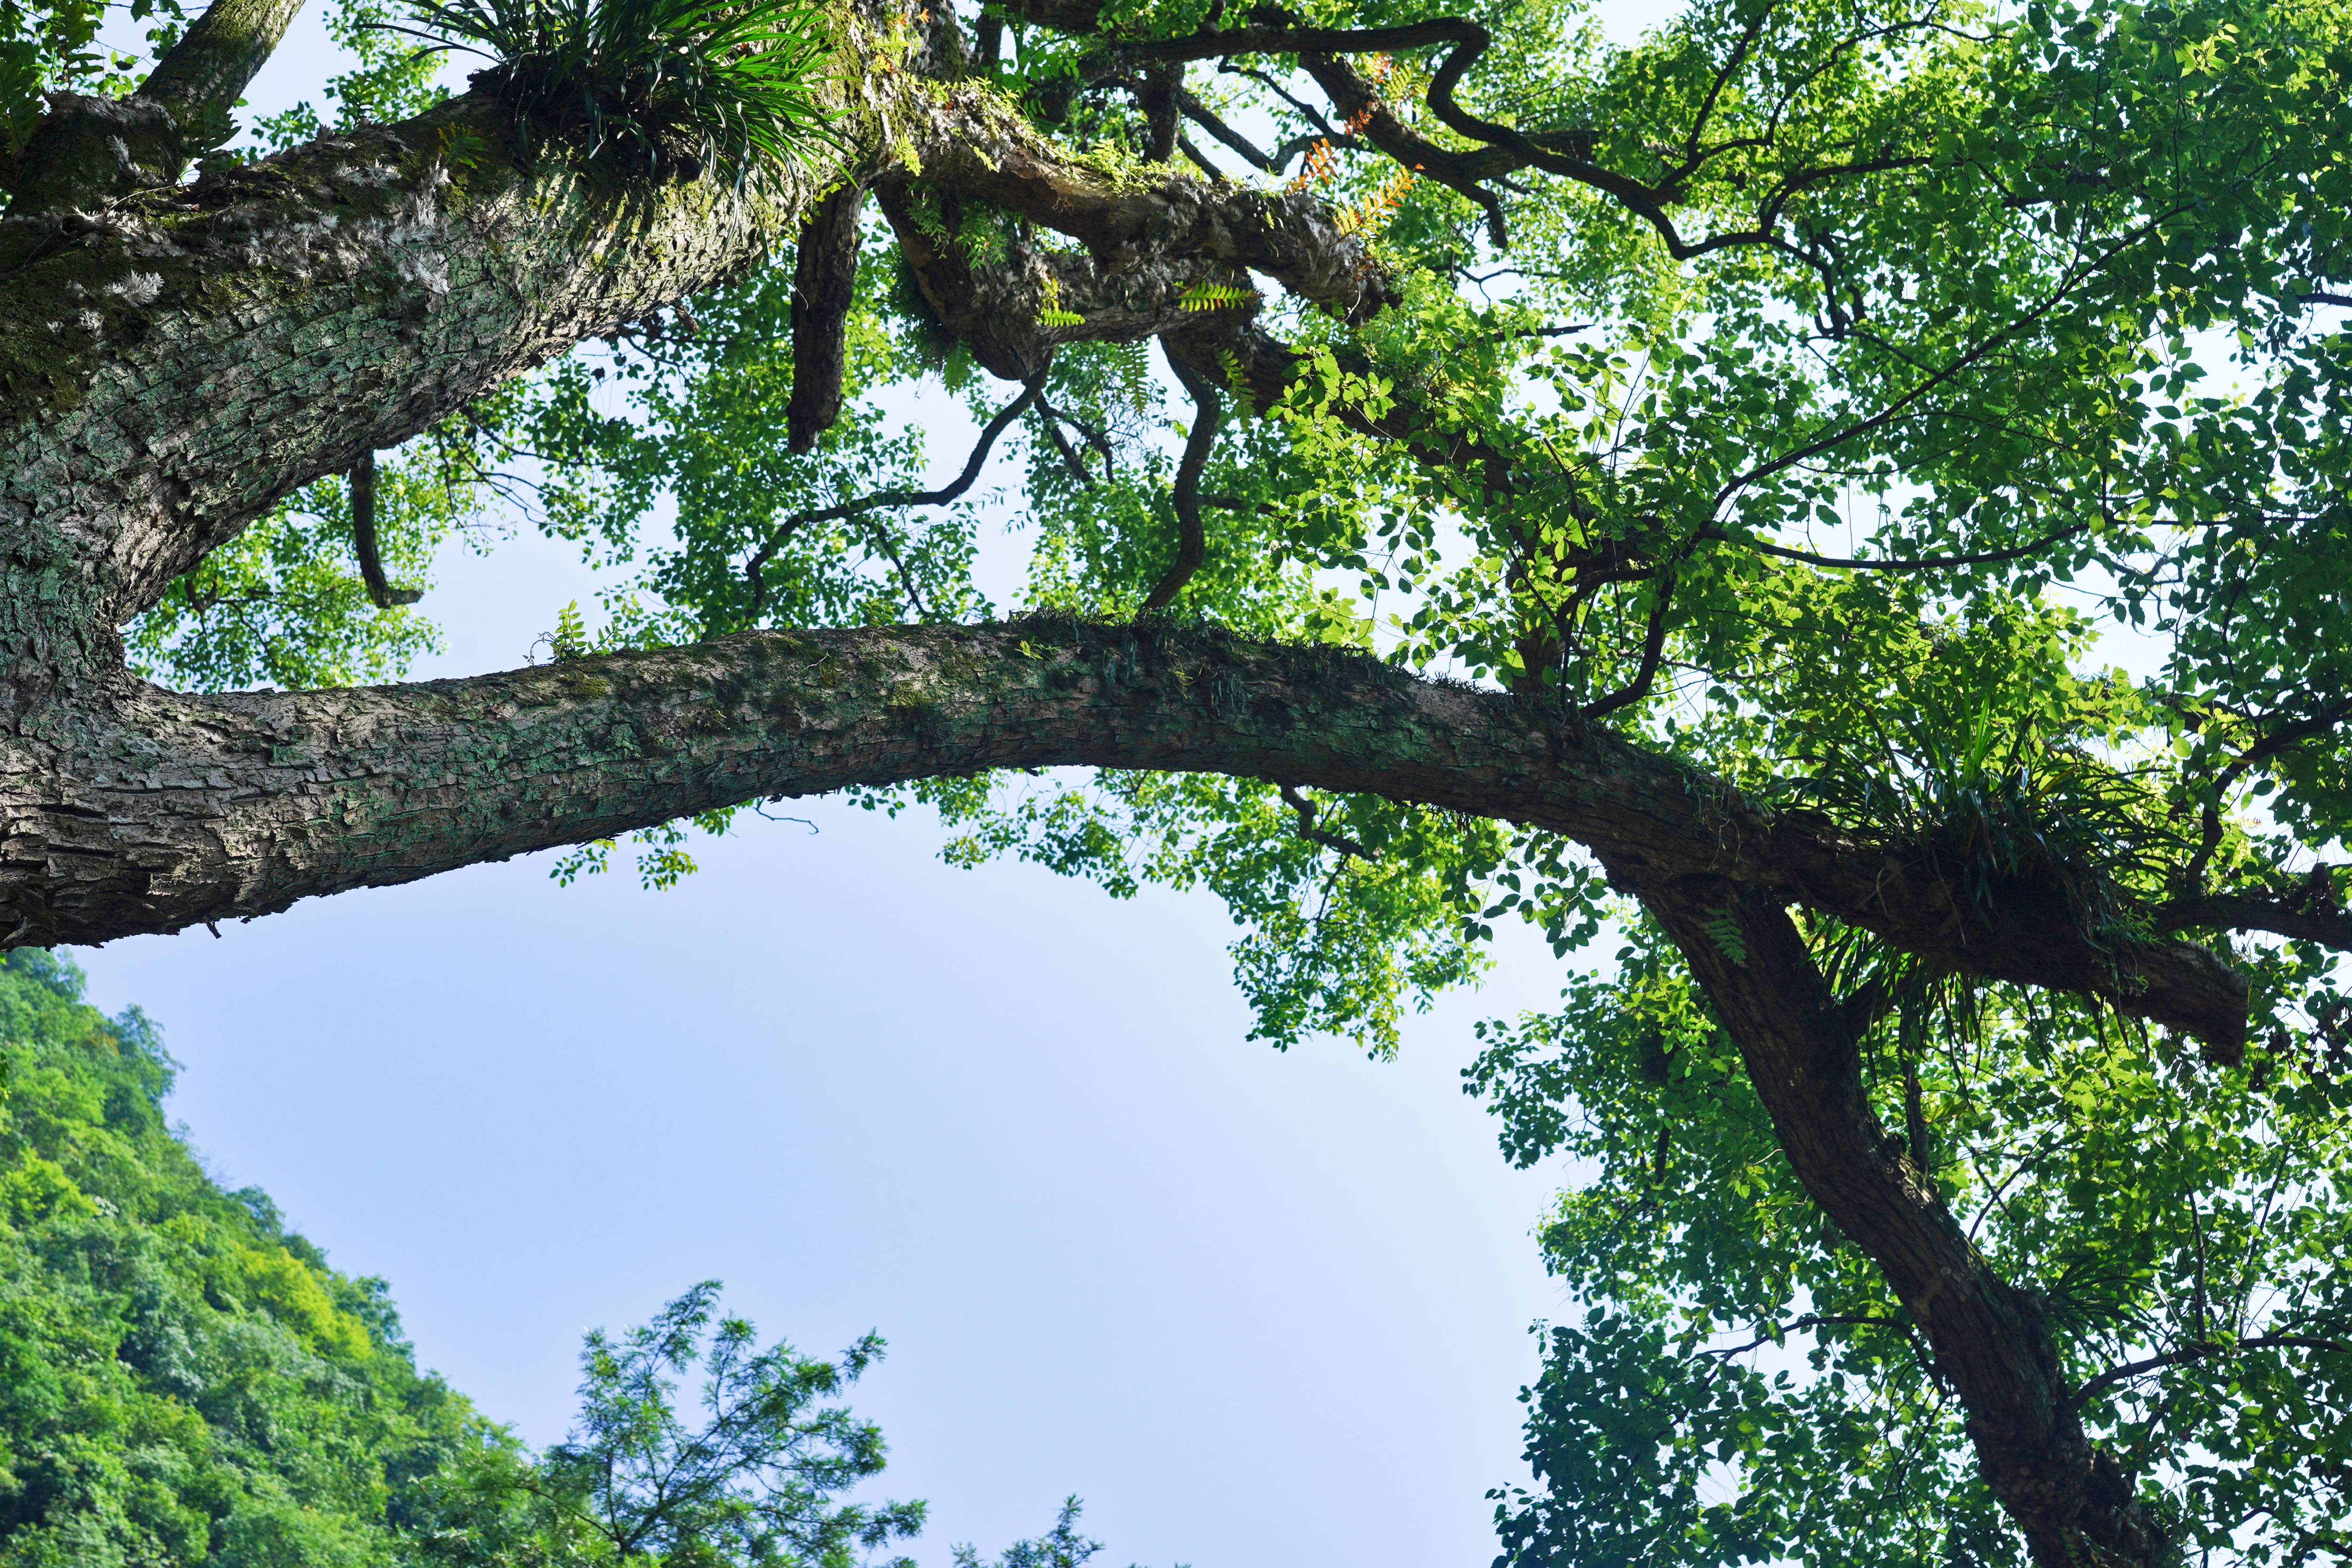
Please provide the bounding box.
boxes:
[416,1282,927,1567]
[3,0,2350,1558]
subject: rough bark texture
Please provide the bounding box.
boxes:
[0,621,2245,1057]
[0,97,805,635]
[786,180,866,452]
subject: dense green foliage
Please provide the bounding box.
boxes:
[64,0,2352,1554]
[0,949,480,1566]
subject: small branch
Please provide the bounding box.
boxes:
[1710,214,2184,510]
[1578,575,1674,719]
[1038,411,1099,487]
[1277,783,1375,860]
[350,451,423,609]
[1699,1313,1901,1360]
[746,370,1047,617]
[2184,698,2352,887]
[1220,64,1356,151]
[1177,87,1276,169]
[1699,521,2088,573]
[2155,878,2352,954]
[1139,350,1222,613]
[1040,394,1116,477]
[2071,1334,2352,1410]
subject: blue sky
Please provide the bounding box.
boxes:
[75,787,1582,1567]
[64,4,1713,1560]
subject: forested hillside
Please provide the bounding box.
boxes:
[0,948,480,1566]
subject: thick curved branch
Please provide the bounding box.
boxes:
[1106,13,1692,247]
[1293,51,1518,249]
[901,92,1398,324]
[1577,573,1674,719]
[13,623,2247,1059]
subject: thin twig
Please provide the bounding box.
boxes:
[745,369,1047,616]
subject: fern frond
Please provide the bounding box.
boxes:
[1179,280,1255,312]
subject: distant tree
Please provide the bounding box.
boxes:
[6,0,2352,1559]
[417,1282,925,1568]
[952,1499,1152,1568]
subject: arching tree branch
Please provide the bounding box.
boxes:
[10,622,2250,1059]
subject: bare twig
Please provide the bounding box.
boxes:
[746,369,1047,616]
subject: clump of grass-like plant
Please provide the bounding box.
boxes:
[1778,711,2173,955]
[396,0,835,182]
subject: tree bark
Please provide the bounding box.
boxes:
[786,181,867,452]
[0,621,2247,1064]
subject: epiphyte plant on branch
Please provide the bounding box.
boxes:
[4,0,2352,1556]
[393,0,841,180]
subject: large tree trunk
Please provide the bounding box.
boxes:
[1636,876,2171,1566]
